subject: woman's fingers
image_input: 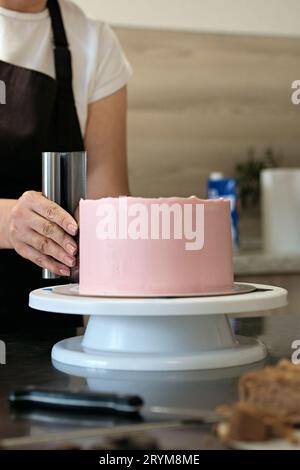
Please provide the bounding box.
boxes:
[20,230,76,268]
[9,190,78,274]
[13,209,77,256]
[20,191,78,236]
[28,212,77,255]
[14,242,71,277]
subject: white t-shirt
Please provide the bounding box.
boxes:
[0,0,132,135]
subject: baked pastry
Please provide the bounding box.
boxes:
[239,360,300,424]
[217,360,300,444]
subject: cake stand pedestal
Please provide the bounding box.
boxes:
[29,283,287,371]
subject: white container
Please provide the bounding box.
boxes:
[261,168,300,254]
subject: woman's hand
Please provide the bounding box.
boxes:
[8,191,78,276]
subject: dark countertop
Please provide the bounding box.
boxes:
[0,306,294,450]
[234,250,300,275]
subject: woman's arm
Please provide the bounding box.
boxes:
[0,192,78,275]
[85,86,130,198]
[0,199,17,248]
[0,85,130,273]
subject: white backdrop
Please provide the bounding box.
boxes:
[72,0,300,37]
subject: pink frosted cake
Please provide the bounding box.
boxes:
[79,196,233,296]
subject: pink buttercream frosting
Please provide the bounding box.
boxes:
[79,196,233,296]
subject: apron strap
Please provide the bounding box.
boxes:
[47,0,84,151]
[47,0,69,48]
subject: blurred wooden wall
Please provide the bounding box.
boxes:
[115,27,300,197]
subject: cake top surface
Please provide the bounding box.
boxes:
[80,196,230,206]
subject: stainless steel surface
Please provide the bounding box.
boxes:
[0,272,296,449]
[42,151,87,280]
[52,282,257,298]
[42,271,58,280]
[42,152,61,208]
[0,277,296,451]
[0,419,211,449]
[0,334,232,450]
[0,328,276,449]
[147,406,220,422]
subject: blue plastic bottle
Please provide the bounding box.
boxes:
[207,172,239,250]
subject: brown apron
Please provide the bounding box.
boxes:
[0,0,84,333]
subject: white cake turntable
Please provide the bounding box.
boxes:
[29,282,287,371]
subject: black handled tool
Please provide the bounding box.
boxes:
[9,387,220,424]
[9,388,143,415]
